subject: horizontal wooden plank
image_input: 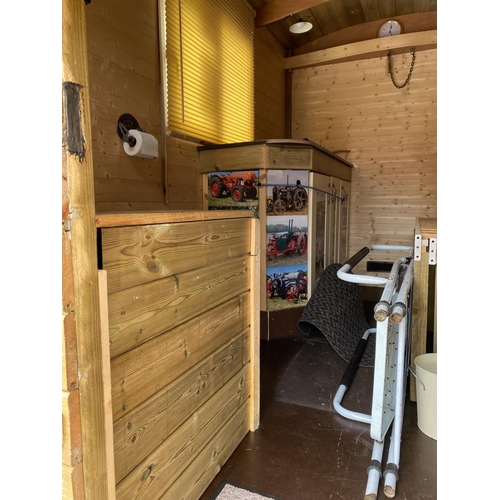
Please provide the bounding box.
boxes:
[293,49,437,78]
[292,73,437,96]
[96,210,251,228]
[90,102,161,136]
[159,400,250,500]
[167,168,205,188]
[93,152,163,183]
[94,178,164,204]
[285,30,437,69]
[113,346,250,483]
[114,365,250,492]
[86,54,159,104]
[86,6,159,62]
[91,121,161,160]
[348,147,437,159]
[87,0,158,31]
[198,145,266,173]
[292,59,436,87]
[101,218,252,292]
[110,292,251,418]
[108,257,251,357]
[95,201,172,213]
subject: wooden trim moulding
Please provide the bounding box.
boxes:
[284,30,437,70]
[95,210,253,228]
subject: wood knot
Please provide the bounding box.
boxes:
[142,464,153,481]
[146,261,158,273]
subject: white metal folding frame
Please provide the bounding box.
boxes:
[333,245,414,499]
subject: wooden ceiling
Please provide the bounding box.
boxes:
[246,0,437,55]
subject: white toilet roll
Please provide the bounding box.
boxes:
[123,129,158,158]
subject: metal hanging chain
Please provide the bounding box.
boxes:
[387,48,416,89]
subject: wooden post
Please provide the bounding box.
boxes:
[410,251,429,402]
[250,218,261,431]
[62,0,109,498]
[98,271,116,500]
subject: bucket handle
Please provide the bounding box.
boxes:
[408,366,426,391]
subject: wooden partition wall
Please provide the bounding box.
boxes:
[96,210,260,500]
[288,33,437,266]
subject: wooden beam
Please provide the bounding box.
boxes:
[284,30,437,70]
[293,12,437,55]
[255,0,330,27]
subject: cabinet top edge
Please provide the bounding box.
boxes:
[95,210,254,228]
[198,139,354,168]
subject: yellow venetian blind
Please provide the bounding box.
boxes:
[165,0,255,144]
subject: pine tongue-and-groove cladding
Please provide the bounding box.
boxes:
[254,27,286,140]
[291,48,437,265]
[99,213,258,500]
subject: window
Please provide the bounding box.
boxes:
[163,0,255,144]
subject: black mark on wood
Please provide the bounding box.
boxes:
[63,82,86,159]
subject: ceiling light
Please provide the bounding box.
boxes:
[289,18,313,34]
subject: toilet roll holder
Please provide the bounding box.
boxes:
[117,113,143,147]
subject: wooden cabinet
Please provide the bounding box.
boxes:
[95,210,260,500]
[198,140,354,340]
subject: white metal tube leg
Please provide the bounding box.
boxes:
[374,258,406,322]
[365,439,385,500]
[383,315,408,498]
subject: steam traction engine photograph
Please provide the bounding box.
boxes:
[266,270,308,304]
[266,219,308,261]
[266,182,308,215]
[265,214,309,311]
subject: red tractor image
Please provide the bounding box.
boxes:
[209,171,258,202]
[266,220,308,260]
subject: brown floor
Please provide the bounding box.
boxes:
[199,330,437,500]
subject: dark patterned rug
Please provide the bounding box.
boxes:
[297,263,375,367]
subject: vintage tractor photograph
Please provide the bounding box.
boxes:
[266,270,308,304]
[209,171,258,202]
[266,182,308,215]
[266,219,308,261]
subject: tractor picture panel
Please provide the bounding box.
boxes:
[208,170,259,216]
[266,214,308,311]
[266,169,308,217]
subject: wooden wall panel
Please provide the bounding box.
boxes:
[99,213,259,500]
[165,136,203,209]
[254,27,286,140]
[86,1,289,212]
[86,0,205,212]
[291,48,437,265]
[101,219,251,294]
[86,0,167,212]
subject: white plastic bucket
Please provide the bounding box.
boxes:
[414,353,437,440]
